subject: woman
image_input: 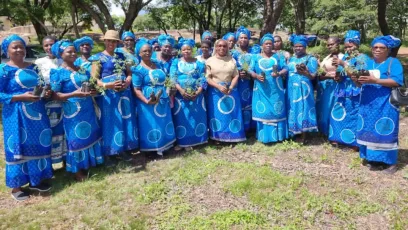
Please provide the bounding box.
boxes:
[89,30,139,164]
[231,26,260,132]
[50,40,103,181]
[316,37,344,137]
[0,35,53,201]
[34,36,66,165]
[170,38,208,150]
[329,30,369,149]
[132,40,176,155]
[151,34,176,75]
[286,35,318,143]
[206,39,246,142]
[273,35,290,63]
[223,32,236,51]
[354,35,403,174]
[148,38,160,52]
[115,31,139,67]
[196,40,211,64]
[249,34,289,143]
[74,36,94,72]
[196,31,214,56]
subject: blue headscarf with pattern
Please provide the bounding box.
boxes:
[1,34,26,58]
[178,38,196,48]
[73,36,94,52]
[235,26,251,40]
[158,34,175,47]
[121,31,136,41]
[51,39,74,59]
[148,38,158,46]
[222,32,235,41]
[201,30,213,41]
[371,35,401,49]
[260,33,274,45]
[292,35,308,47]
[135,39,151,61]
[344,30,361,45]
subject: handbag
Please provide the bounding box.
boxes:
[389,58,408,106]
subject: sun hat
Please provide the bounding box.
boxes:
[102,30,120,41]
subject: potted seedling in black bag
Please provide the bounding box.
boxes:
[33,66,46,96]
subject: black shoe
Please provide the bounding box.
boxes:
[120,152,133,162]
[11,190,30,201]
[29,182,52,192]
[383,164,398,175]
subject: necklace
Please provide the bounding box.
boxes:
[142,61,154,69]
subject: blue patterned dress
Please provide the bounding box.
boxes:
[231,47,260,131]
[115,47,139,67]
[287,55,318,135]
[74,57,92,73]
[316,53,344,136]
[0,64,53,188]
[131,63,176,151]
[206,56,246,142]
[152,52,174,75]
[357,57,403,165]
[89,52,139,156]
[329,53,369,146]
[170,59,208,147]
[249,54,289,143]
[50,68,103,173]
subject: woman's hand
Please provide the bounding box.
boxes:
[271,72,279,78]
[15,92,40,102]
[256,74,265,82]
[297,67,309,76]
[218,85,229,95]
[239,70,247,79]
[74,89,91,98]
[179,88,193,100]
[146,96,158,105]
[90,89,99,96]
[358,74,378,84]
[332,56,344,67]
[334,73,342,82]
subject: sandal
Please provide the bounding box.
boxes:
[11,190,30,201]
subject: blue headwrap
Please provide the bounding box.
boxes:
[178,38,196,48]
[201,31,213,41]
[371,35,401,49]
[292,35,308,47]
[250,44,261,54]
[158,34,175,48]
[344,30,361,45]
[73,36,94,52]
[51,39,74,59]
[222,32,235,41]
[1,34,26,58]
[148,38,158,46]
[235,26,251,40]
[135,39,151,61]
[260,33,274,45]
[121,31,136,41]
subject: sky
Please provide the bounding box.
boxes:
[110,0,155,16]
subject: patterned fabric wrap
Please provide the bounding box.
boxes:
[74,36,94,52]
[1,34,26,57]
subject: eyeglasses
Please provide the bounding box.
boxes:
[372,46,387,50]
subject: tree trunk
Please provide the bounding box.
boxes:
[76,0,107,34]
[32,21,48,43]
[377,0,389,35]
[91,0,115,30]
[261,0,286,37]
[71,0,80,38]
[120,0,153,35]
[293,0,305,34]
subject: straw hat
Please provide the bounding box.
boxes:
[102,30,120,41]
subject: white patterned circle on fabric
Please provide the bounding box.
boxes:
[329,125,334,138]
[21,163,29,175]
[166,122,175,136]
[114,131,124,147]
[195,123,207,137]
[331,102,346,121]
[149,69,165,85]
[202,97,207,112]
[154,103,167,118]
[301,81,311,100]
[134,127,139,140]
[74,121,92,140]
[258,57,277,72]
[70,72,82,89]
[63,101,81,118]
[229,119,242,133]
[173,98,182,115]
[75,151,86,163]
[297,113,303,126]
[256,101,266,114]
[273,101,284,115]
[271,127,278,141]
[340,129,355,144]
[241,88,251,101]
[20,128,27,144]
[309,107,316,121]
[178,60,197,75]
[38,158,48,171]
[276,77,284,91]
[7,135,15,153]
[375,117,395,136]
[15,69,39,89]
[39,129,52,147]
[22,103,42,120]
[217,95,235,114]
[210,118,222,132]
[118,96,132,119]
[176,126,187,139]
[147,129,162,143]
[357,114,364,132]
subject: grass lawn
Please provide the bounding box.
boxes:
[1,117,408,229]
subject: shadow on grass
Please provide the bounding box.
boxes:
[397,149,408,171]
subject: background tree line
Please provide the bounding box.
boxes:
[0,0,407,44]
